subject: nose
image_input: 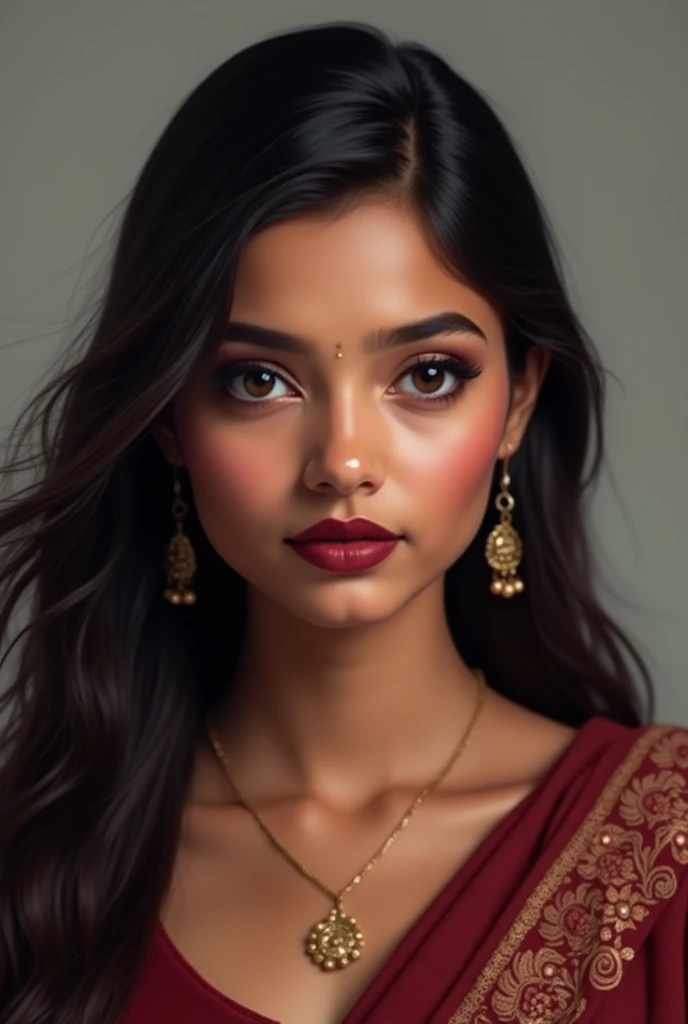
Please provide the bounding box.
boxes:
[301,386,386,497]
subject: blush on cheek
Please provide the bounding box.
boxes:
[182,433,278,523]
[445,429,499,497]
[414,413,505,522]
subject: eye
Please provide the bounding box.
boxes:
[209,362,295,403]
[390,354,482,402]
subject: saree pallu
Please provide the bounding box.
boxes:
[122,716,688,1023]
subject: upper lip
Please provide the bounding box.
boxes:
[287,517,401,542]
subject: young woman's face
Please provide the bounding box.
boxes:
[164,201,545,627]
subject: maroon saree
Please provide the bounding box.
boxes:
[122,716,688,1022]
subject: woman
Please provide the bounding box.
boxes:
[0,20,686,1024]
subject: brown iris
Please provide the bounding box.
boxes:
[242,369,276,398]
[410,364,445,394]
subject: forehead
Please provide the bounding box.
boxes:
[230,202,502,342]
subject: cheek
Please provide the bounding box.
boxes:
[176,416,288,527]
[403,402,506,524]
[426,424,501,514]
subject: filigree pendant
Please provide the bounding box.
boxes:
[304,904,365,970]
[485,522,525,598]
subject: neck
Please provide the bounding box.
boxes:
[212,581,484,811]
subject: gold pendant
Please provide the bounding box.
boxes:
[304,903,364,970]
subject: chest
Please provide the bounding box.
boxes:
[159,786,530,1024]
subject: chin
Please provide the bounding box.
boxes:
[279,583,409,630]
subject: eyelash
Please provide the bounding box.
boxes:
[208,354,482,409]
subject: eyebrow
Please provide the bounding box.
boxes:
[222,311,488,354]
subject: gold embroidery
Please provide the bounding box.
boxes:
[448,725,688,1023]
[647,730,688,770]
[538,882,604,954]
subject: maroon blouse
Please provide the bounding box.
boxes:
[121,716,688,1023]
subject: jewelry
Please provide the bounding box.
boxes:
[162,465,197,605]
[335,343,343,359]
[206,668,487,971]
[485,448,525,598]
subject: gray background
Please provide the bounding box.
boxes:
[1,0,686,721]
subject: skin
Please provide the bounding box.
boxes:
[153,200,577,1024]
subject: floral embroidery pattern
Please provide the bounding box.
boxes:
[448,726,688,1024]
[539,883,604,954]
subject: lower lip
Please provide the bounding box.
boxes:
[287,539,400,572]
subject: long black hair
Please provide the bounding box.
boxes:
[0,22,652,1023]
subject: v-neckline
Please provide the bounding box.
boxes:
[155,715,610,1024]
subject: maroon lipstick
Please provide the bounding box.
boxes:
[286,517,401,572]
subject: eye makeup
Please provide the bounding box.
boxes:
[209,360,298,403]
[208,351,483,409]
[389,354,482,406]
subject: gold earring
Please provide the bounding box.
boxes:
[163,465,197,605]
[485,451,525,599]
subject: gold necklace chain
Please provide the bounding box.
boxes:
[206,668,487,972]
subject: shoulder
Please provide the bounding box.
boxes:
[550,722,688,989]
[549,717,688,841]
[596,718,688,799]
[472,690,582,792]
[608,721,688,846]
[454,722,688,1021]
[483,685,688,793]
[554,719,688,939]
[476,696,688,839]
[589,719,688,838]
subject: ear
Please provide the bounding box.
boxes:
[498,344,551,459]
[150,408,185,467]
